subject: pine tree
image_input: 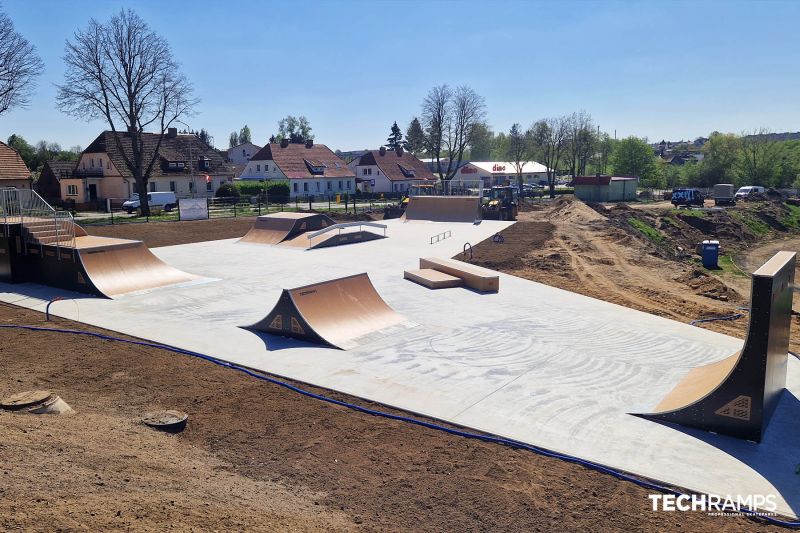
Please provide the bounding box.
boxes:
[385,121,404,150]
[405,117,426,155]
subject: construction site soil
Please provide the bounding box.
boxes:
[1,202,795,531]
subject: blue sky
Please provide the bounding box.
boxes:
[2,0,799,151]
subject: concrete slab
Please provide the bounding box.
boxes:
[2,217,799,518]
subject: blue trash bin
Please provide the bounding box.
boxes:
[702,239,719,269]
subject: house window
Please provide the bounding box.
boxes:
[169,162,177,169]
[149,182,157,192]
[206,180,212,192]
[90,158,94,167]
[338,181,342,189]
[257,164,261,172]
[106,160,110,169]
[170,181,176,192]
[66,184,78,196]
[265,165,269,172]
[315,182,320,192]
[189,182,194,192]
[293,183,298,193]
[362,168,367,175]
[346,181,351,190]
[303,183,308,192]
[242,149,246,157]
[327,181,332,190]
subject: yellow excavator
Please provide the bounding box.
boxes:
[482,186,518,221]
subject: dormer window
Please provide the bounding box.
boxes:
[304,158,326,175]
[199,156,210,171]
[398,164,415,178]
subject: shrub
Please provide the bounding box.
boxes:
[265,181,290,203]
[235,180,266,196]
[216,183,240,198]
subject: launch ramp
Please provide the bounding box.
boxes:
[239,212,335,245]
[401,196,481,223]
[637,251,795,441]
[245,273,406,349]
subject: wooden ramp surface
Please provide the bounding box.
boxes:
[401,196,480,223]
[404,268,463,289]
[239,212,335,245]
[76,236,198,298]
[420,257,499,292]
[247,273,406,350]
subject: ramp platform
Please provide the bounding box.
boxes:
[418,257,499,292]
[637,251,795,441]
[401,196,480,223]
[239,212,335,245]
[404,268,463,289]
[245,273,407,349]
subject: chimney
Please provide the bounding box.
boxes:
[396,146,404,156]
[305,139,313,148]
[167,127,177,138]
[280,138,289,148]
[379,146,386,156]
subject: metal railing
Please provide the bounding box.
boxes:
[430,229,452,245]
[307,221,388,240]
[0,188,76,256]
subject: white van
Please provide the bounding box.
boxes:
[735,186,765,199]
[123,192,178,213]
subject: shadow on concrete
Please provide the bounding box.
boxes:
[238,327,331,352]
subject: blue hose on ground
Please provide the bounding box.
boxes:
[1,323,798,528]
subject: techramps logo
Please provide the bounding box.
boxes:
[648,493,778,517]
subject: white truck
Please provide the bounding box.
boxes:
[122,192,178,214]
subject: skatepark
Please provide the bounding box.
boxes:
[2,191,800,524]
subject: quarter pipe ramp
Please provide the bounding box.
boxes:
[75,236,199,298]
[401,196,481,223]
[636,251,795,441]
[245,273,407,349]
[239,212,335,245]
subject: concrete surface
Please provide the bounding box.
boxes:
[2,217,799,518]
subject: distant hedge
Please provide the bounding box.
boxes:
[216,183,240,198]
[234,180,290,203]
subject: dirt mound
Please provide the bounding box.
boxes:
[463,221,554,271]
[546,197,606,223]
[676,268,742,302]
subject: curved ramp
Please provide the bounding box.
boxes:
[75,236,198,298]
[401,196,480,223]
[246,273,406,350]
[239,212,335,245]
[636,251,795,441]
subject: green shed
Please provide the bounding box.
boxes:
[571,175,639,202]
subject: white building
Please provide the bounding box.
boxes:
[226,142,262,165]
[457,161,550,187]
[239,139,355,198]
[349,147,436,194]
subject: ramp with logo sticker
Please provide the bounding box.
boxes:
[244,273,407,349]
[635,251,795,441]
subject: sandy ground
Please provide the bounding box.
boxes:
[0,211,790,531]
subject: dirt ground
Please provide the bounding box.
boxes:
[470,198,800,353]
[1,207,795,531]
[0,305,779,532]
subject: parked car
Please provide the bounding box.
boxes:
[122,191,178,214]
[735,186,766,200]
[671,188,705,207]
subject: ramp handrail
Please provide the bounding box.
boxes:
[430,229,452,245]
[0,188,76,257]
[307,221,388,239]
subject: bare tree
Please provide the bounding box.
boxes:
[421,84,485,181]
[0,9,44,117]
[562,111,596,178]
[531,116,568,198]
[56,9,197,215]
[506,123,533,193]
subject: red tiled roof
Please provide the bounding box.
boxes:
[0,141,31,181]
[250,142,353,180]
[356,149,436,182]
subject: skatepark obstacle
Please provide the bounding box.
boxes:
[240,212,386,249]
[245,273,406,349]
[401,196,481,223]
[408,257,500,292]
[0,190,197,298]
[636,251,795,442]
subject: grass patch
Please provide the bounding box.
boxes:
[781,202,800,229]
[661,216,681,229]
[717,254,749,278]
[729,210,770,236]
[629,218,666,244]
[669,208,707,218]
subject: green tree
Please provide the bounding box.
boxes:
[7,134,36,169]
[239,125,252,144]
[228,131,239,148]
[405,117,426,155]
[275,116,313,144]
[610,136,660,186]
[738,130,779,187]
[506,123,534,192]
[468,122,493,160]
[385,121,404,150]
[702,132,740,185]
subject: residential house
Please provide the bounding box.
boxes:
[62,128,234,209]
[239,139,355,198]
[571,175,639,202]
[226,142,262,165]
[349,147,436,194]
[456,161,549,188]
[0,141,32,190]
[35,160,77,204]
